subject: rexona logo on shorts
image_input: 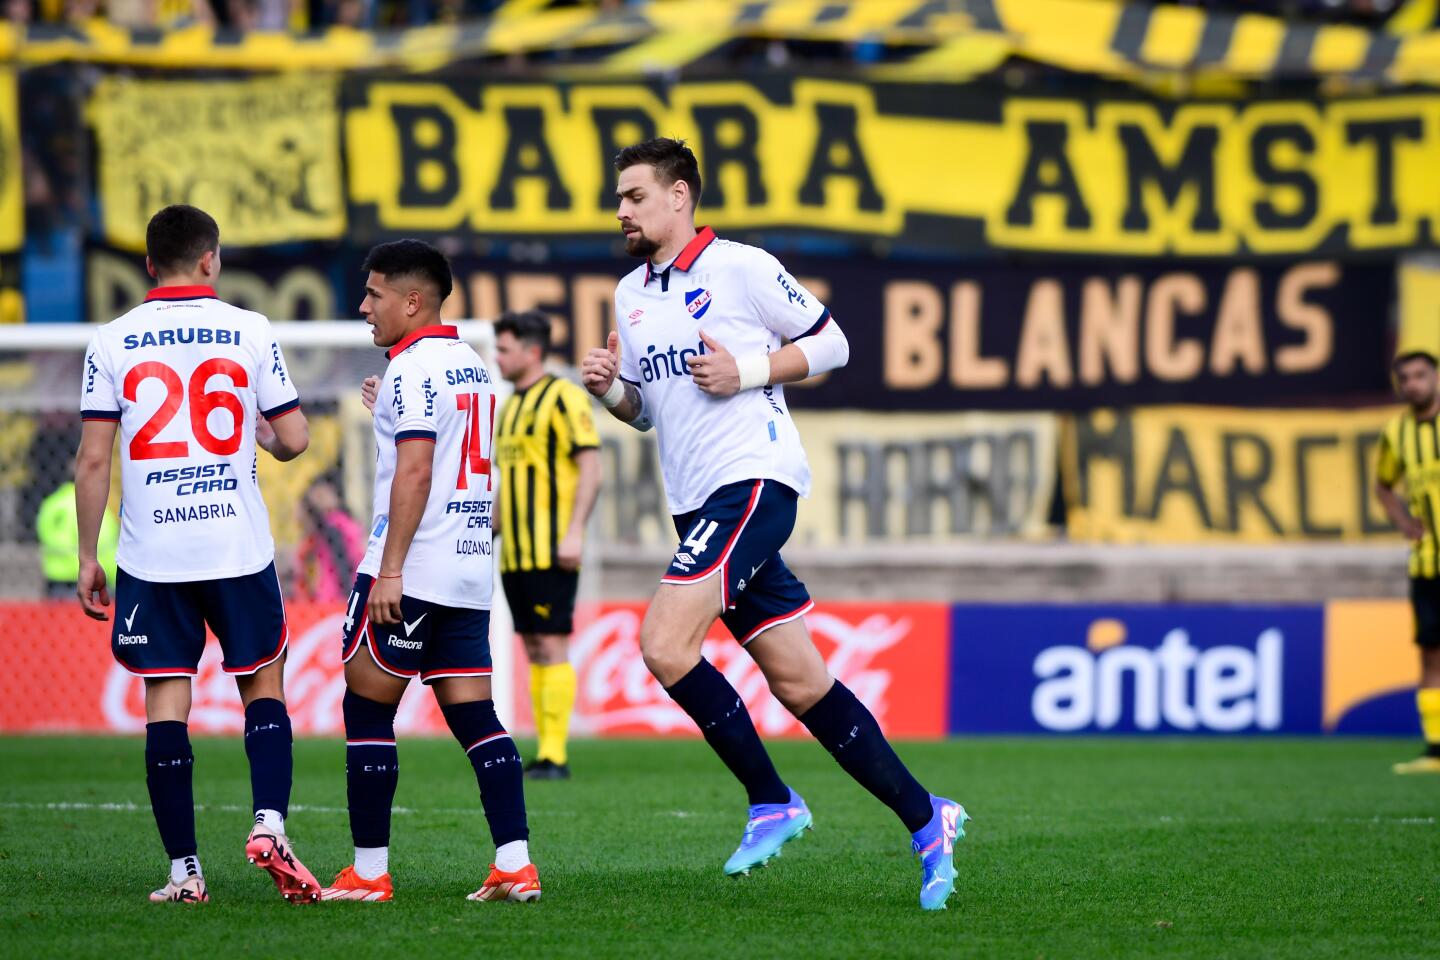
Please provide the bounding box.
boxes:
[948,605,1324,735]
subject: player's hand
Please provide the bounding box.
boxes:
[1400,515,1426,542]
[557,531,583,571]
[369,574,404,626]
[255,414,276,454]
[690,331,741,397]
[77,559,110,621]
[582,331,620,398]
[360,375,379,413]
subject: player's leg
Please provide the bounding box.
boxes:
[739,561,968,910]
[112,569,208,903]
[424,607,539,902]
[206,563,318,901]
[323,575,411,901]
[509,568,579,778]
[1397,577,1440,774]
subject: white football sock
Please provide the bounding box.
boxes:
[494,840,529,872]
[354,846,389,880]
[170,855,202,884]
[255,809,285,833]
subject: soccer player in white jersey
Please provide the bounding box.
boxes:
[582,139,969,910]
[75,204,319,904]
[320,240,538,904]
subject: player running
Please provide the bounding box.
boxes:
[1376,349,1440,774]
[581,139,968,910]
[76,204,319,904]
[321,240,539,904]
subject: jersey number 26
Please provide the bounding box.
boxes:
[123,359,248,461]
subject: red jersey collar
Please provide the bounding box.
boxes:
[145,285,216,302]
[386,324,459,360]
[644,226,716,285]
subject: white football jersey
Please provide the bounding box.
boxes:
[80,285,300,582]
[359,325,496,610]
[614,228,832,514]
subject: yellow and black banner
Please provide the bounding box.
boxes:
[7,1,1440,84]
[1063,406,1400,543]
[343,75,1440,257]
[0,70,22,257]
[89,75,346,251]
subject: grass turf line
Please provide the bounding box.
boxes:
[0,736,1437,959]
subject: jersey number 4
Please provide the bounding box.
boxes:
[123,359,249,460]
[455,392,496,491]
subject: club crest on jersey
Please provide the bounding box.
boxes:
[685,288,712,320]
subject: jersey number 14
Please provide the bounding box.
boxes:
[455,392,496,491]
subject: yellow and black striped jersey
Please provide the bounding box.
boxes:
[1378,409,1440,578]
[495,374,600,573]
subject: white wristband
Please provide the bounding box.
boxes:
[600,377,627,409]
[736,353,771,392]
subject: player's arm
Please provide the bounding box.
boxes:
[74,419,118,620]
[582,331,652,431]
[256,407,309,462]
[1375,430,1423,540]
[368,437,434,625]
[557,448,601,571]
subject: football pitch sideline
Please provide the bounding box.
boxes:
[0,736,1435,959]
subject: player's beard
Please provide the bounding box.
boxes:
[624,229,660,259]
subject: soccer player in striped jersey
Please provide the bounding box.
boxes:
[76,204,318,904]
[582,138,968,910]
[321,241,539,904]
[1377,349,1440,774]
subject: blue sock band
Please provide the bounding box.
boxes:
[440,699,529,848]
[343,690,399,849]
[243,697,292,819]
[665,659,789,806]
[799,680,934,833]
[145,720,196,859]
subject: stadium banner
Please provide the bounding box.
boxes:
[1064,406,1400,543]
[0,598,947,737]
[345,74,1440,258]
[594,410,1058,547]
[948,603,1421,736]
[88,75,346,252]
[82,246,1393,409]
[0,69,20,256]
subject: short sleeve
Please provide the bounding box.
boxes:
[617,298,642,386]
[556,381,600,453]
[257,322,301,420]
[388,356,438,443]
[80,334,120,421]
[1377,423,1402,487]
[745,250,831,341]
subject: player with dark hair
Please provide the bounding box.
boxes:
[1378,348,1440,774]
[492,309,601,779]
[77,203,318,904]
[582,138,969,910]
[322,240,541,903]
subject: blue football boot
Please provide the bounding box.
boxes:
[723,788,812,876]
[911,795,970,910]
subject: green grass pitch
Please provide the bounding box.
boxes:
[1,736,1436,958]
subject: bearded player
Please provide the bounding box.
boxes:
[581,139,969,910]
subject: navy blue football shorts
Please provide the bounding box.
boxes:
[662,478,814,646]
[340,573,493,683]
[110,563,288,677]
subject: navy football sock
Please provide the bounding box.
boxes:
[666,659,789,806]
[343,690,400,849]
[799,680,934,833]
[145,720,197,859]
[243,697,292,820]
[441,699,529,847]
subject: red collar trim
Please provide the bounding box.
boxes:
[673,226,716,272]
[145,285,216,302]
[386,324,459,360]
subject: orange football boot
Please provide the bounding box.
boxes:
[320,865,394,902]
[467,863,541,902]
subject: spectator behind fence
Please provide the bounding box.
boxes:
[36,469,118,600]
[291,477,364,603]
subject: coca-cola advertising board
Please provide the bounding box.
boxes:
[0,600,950,738]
